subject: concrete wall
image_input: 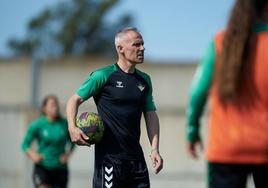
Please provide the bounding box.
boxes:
[0,58,197,109]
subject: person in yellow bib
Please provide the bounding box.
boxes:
[187,0,268,187]
[22,95,75,188]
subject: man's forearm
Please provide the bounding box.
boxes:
[151,133,159,152]
[66,95,89,145]
[145,111,160,151]
[66,95,81,129]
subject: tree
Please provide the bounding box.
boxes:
[8,0,133,58]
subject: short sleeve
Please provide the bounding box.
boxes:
[76,71,107,100]
[144,75,157,112]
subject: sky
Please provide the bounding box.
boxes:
[0,0,234,61]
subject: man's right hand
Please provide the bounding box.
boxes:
[68,126,90,146]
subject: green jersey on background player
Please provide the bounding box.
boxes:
[22,95,75,188]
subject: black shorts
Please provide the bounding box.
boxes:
[93,155,150,188]
[208,162,268,188]
[33,164,68,188]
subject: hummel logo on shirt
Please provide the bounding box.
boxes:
[137,84,145,91]
[116,81,124,88]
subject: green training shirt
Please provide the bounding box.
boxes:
[21,116,75,169]
[76,63,156,160]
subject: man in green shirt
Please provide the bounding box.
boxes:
[67,27,163,188]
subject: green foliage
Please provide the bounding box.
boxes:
[8,0,133,58]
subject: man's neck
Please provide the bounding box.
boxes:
[117,59,136,74]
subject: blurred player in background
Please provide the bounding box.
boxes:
[186,0,268,187]
[22,95,75,188]
[67,27,163,188]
